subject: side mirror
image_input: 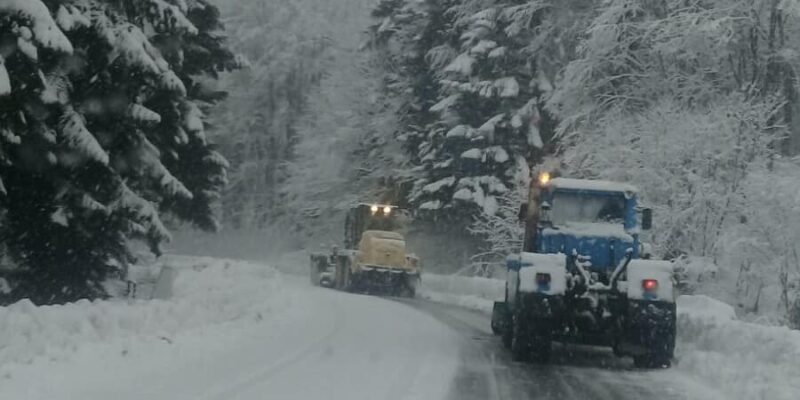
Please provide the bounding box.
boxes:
[518,203,529,222]
[641,208,653,230]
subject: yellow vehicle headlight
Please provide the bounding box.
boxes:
[539,172,551,185]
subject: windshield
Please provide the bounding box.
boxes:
[549,192,626,225]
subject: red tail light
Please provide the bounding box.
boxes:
[536,273,551,285]
[642,279,658,291]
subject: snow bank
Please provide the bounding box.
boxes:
[676,295,800,400]
[419,273,504,313]
[0,256,290,369]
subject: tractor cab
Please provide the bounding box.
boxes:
[344,203,402,249]
[525,174,652,275]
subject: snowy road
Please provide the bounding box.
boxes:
[400,299,725,400]
[1,268,458,400]
[2,262,728,400]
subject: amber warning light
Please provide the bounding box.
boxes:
[539,172,551,185]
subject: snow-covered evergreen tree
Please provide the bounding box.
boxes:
[368,0,591,226]
[467,176,526,276]
[0,0,239,303]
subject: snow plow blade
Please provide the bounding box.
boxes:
[351,267,419,297]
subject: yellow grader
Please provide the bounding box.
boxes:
[309,204,420,297]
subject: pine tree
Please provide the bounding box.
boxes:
[368,0,567,225]
[0,0,239,304]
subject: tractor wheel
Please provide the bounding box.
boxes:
[529,324,552,363]
[510,309,530,362]
[633,353,671,369]
[501,327,513,349]
[632,311,675,369]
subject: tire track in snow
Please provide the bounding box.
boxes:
[199,289,345,400]
[399,298,724,400]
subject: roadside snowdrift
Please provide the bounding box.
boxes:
[0,256,290,369]
[419,273,504,313]
[421,273,800,400]
[676,295,800,400]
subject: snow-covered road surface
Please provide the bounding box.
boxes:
[402,299,725,400]
[187,287,459,400]
[0,258,741,399]
[0,262,458,400]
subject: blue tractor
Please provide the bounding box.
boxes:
[491,173,676,368]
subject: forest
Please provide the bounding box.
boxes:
[2,0,800,325]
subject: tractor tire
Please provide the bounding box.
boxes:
[490,320,501,335]
[630,304,675,369]
[633,353,672,369]
[529,326,552,363]
[510,309,530,362]
[501,328,513,349]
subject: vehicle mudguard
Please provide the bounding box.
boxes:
[621,300,676,356]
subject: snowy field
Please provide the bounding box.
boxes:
[0,256,457,400]
[419,273,800,400]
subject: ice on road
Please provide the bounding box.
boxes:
[0,261,458,400]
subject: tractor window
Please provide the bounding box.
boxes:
[549,192,625,225]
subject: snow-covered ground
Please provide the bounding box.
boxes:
[418,272,800,400]
[418,273,505,314]
[0,256,458,400]
[676,295,800,400]
[3,256,798,400]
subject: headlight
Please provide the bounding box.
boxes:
[370,205,379,213]
[383,206,392,215]
[539,172,551,185]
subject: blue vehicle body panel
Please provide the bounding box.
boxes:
[538,234,636,272]
[525,184,642,272]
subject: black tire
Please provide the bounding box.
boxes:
[633,353,671,369]
[632,315,675,369]
[491,320,501,335]
[529,332,552,363]
[510,310,530,362]
[500,285,512,347]
[501,325,513,349]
